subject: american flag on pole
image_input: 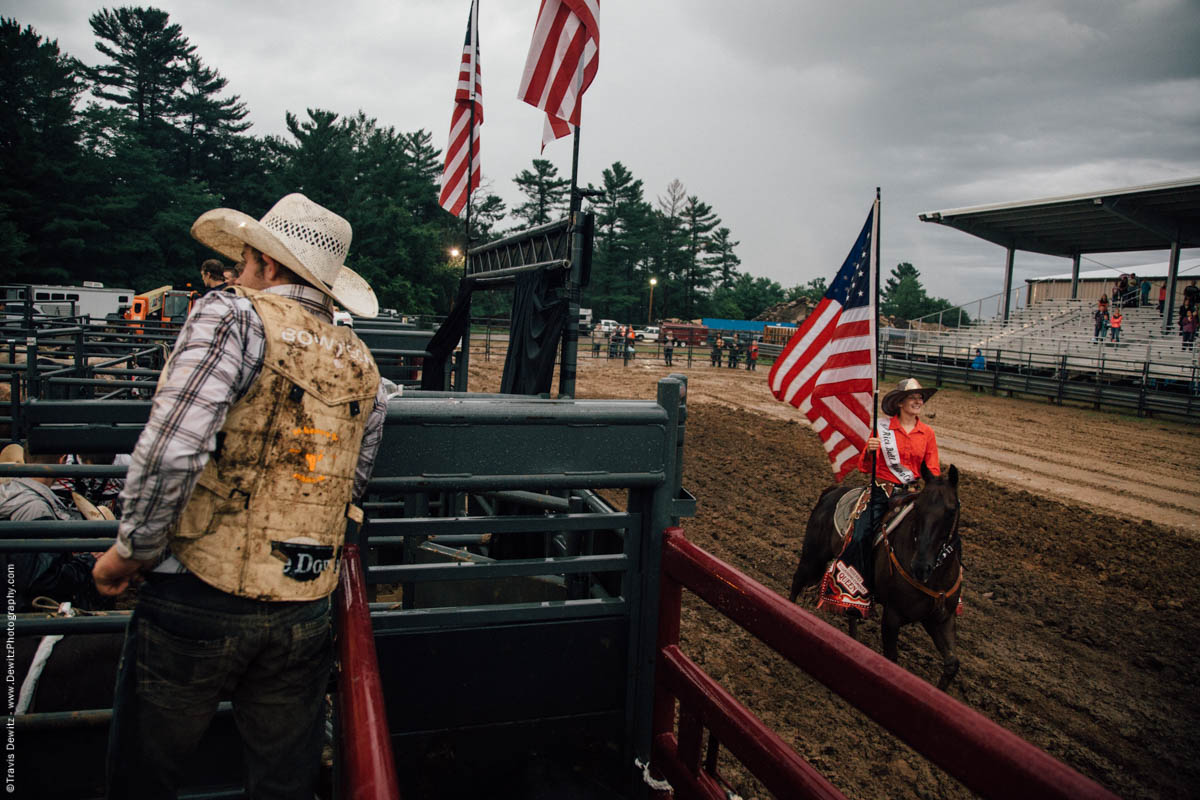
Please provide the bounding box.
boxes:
[517,0,599,151]
[768,200,878,480]
[438,0,482,217]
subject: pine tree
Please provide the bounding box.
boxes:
[708,227,741,289]
[86,7,193,131]
[513,159,569,226]
[680,194,719,318]
[0,18,87,280]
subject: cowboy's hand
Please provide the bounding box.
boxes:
[865,437,880,452]
[92,546,144,596]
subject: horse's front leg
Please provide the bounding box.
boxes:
[921,614,960,691]
[880,607,902,662]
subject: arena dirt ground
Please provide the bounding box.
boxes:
[469,351,1200,800]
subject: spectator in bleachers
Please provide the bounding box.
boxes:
[970,348,986,370]
[1098,293,1109,314]
[1184,280,1199,309]
[1093,306,1109,342]
[1180,309,1197,350]
[1158,284,1167,315]
[1109,309,1124,344]
[1140,278,1151,308]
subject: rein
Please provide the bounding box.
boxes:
[886,505,962,611]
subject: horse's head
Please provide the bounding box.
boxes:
[909,463,960,582]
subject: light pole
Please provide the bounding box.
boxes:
[648,278,657,325]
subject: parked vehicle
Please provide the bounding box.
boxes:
[579,307,593,331]
[634,326,660,342]
[660,322,709,346]
[595,318,620,335]
[2,282,135,321]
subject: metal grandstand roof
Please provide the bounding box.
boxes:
[918,177,1200,256]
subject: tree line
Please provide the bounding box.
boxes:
[1,7,962,324]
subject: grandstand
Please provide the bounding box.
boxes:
[893,178,1200,416]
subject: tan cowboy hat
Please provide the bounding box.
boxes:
[881,378,937,416]
[190,193,379,318]
[0,443,24,464]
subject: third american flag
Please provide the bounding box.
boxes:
[768,200,878,479]
[438,0,482,217]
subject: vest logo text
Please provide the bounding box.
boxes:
[271,539,339,582]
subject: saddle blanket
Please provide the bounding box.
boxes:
[818,491,918,618]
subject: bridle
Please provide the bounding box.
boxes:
[886,497,962,611]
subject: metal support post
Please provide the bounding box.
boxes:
[1163,240,1181,335]
[1002,247,1015,322]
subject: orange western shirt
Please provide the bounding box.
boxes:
[857,415,940,485]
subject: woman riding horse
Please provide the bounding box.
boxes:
[827,378,940,613]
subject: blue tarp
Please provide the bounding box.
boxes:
[701,318,796,333]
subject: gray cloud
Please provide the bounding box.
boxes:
[6,0,1198,306]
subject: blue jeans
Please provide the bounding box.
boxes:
[107,574,332,799]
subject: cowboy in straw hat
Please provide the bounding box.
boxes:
[93,193,387,797]
[821,378,943,616]
[190,192,379,317]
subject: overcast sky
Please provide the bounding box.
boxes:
[7,0,1200,305]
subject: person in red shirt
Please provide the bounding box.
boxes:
[826,379,940,614]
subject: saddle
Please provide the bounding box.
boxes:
[832,486,919,549]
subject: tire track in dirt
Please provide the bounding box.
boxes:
[936,429,1200,533]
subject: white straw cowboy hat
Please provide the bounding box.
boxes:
[881,378,937,416]
[191,193,379,318]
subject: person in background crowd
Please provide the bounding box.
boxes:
[746,339,759,371]
[1109,308,1123,344]
[1098,293,1109,314]
[1140,278,1151,308]
[199,258,230,294]
[971,348,986,370]
[1158,284,1167,315]
[711,337,723,367]
[1181,309,1197,350]
[1127,273,1139,306]
[1184,280,1199,310]
[1093,307,1109,342]
[727,338,739,368]
[93,193,386,799]
[663,336,674,366]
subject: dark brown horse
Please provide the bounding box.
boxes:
[789,463,963,690]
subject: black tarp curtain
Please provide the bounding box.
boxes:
[500,269,568,395]
[421,272,567,395]
[419,283,472,390]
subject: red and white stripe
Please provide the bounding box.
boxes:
[517,0,599,150]
[769,204,878,480]
[439,0,482,217]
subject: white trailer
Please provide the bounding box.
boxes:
[2,282,136,320]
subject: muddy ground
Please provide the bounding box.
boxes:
[469,351,1200,800]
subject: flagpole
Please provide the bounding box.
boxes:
[870,187,882,488]
[558,60,585,398]
[456,0,479,393]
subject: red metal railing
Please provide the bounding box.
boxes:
[336,543,401,800]
[651,527,1118,800]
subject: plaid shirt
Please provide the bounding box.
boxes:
[116,284,387,563]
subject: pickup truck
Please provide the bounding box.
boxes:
[633,326,660,342]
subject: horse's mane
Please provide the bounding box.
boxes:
[816,485,843,503]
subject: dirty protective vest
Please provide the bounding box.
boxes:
[170,289,380,601]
